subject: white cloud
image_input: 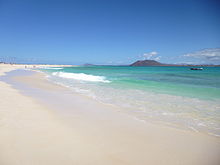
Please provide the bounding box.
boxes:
[143,51,158,60]
[154,56,161,61]
[184,48,220,62]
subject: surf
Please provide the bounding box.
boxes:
[52,72,110,83]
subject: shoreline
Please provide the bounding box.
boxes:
[37,66,220,137]
[14,69,220,137]
[1,64,220,165]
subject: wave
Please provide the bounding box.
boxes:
[52,72,110,83]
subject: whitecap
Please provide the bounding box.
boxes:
[52,72,110,83]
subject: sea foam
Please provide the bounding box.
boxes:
[52,72,110,83]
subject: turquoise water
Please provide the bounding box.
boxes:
[40,66,220,136]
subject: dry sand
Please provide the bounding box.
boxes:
[0,64,220,165]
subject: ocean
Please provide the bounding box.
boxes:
[39,66,220,136]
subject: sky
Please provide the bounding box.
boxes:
[0,0,219,65]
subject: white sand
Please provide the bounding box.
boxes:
[0,64,220,165]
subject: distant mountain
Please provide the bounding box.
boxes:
[130,60,165,66]
[130,60,220,67]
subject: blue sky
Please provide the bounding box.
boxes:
[0,0,219,64]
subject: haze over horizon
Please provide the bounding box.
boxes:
[0,0,219,65]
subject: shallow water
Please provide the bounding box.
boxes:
[40,66,220,136]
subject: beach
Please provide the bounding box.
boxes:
[0,64,220,165]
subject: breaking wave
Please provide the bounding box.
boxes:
[52,72,110,83]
